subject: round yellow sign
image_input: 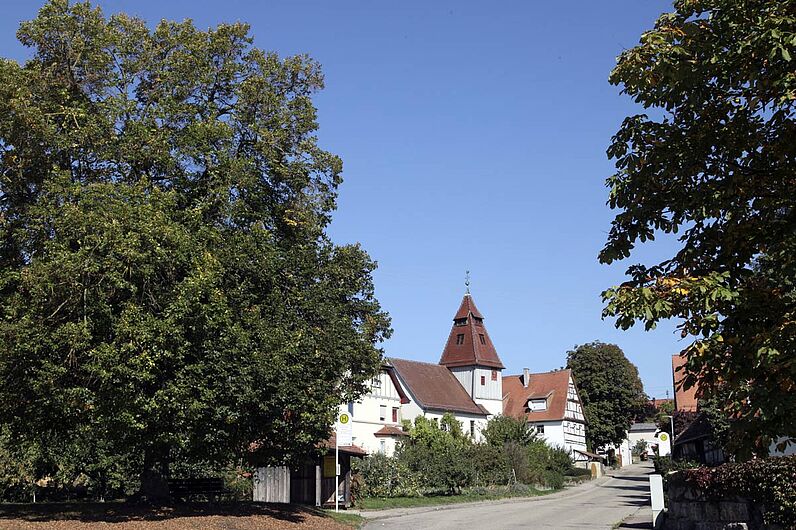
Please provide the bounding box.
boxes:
[659,433,668,441]
[339,413,350,424]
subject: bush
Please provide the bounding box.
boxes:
[352,453,422,498]
[468,443,510,486]
[651,456,698,490]
[673,455,796,528]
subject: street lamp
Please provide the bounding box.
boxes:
[660,414,675,444]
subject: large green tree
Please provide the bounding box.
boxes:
[600,0,796,456]
[0,0,390,499]
[566,342,647,451]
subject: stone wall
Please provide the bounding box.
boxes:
[664,481,781,530]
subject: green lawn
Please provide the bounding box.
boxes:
[356,486,553,511]
[318,508,366,528]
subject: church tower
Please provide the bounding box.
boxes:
[439,292,505,416]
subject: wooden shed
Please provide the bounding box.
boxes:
[253,434,367,508]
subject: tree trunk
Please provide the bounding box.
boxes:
[135,450,170,503]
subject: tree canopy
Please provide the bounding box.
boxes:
[601,0,796,455]
[0,0,390,499]
[566,342,647,451]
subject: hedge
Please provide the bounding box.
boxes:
[673,455,796,528]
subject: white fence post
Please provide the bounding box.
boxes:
[650,474,664,528]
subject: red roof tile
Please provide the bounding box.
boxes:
[439,294,505,369]
[390,358,488,416]
[374,425,408,437]
[502,369,579,423]
[321,434,368,456]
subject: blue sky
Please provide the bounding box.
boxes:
[1,1,682,398]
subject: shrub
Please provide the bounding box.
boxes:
[468,443,510,486]
[631,439,648,456]
[651,456,698,490]
[673,455,796,528]
[352,453,422,498]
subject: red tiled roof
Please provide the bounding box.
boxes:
[321,434,368,456]
[652,398,674,409]
[672,354,698,412]
[382,362,411,405]
[389,358,488,416]
[502,369,579,423]
[439,294,505,369]
[454,295,483,320]
[374,425,408,437]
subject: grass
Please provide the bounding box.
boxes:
[318,508,366,528]
[356,485,554,511]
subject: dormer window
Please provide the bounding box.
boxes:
[454,318,467,327]
[528,398,547,412]
[479,334,486,345]
[456,334,465,345]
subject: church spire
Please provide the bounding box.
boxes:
[439,293,504,369]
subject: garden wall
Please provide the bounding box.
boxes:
[665,481,775,530]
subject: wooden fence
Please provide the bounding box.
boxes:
[253,466,290,503]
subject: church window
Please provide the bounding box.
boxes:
[456,334,465,345]
[480,375,486,385]
[479,334,486,345]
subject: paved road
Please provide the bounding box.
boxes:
[362,462,654,530]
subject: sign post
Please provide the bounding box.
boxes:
[335,412,352,512]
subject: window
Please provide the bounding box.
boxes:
[479,334,486,345]
[379,405,386,422]
[529,398,547,411]
[379,440,386,453]
[454,318,467,327]
[456,334,465,345]
[480,375,486,385]
[470,420,476,438]
[392,407,399,423]
[491,370,497,381]
[536,424,545,434]
[371,376,381,389]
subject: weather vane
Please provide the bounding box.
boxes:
[465,270,471,294]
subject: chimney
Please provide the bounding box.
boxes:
[522,368,530,388]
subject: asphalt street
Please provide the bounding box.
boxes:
[362,462,654,529]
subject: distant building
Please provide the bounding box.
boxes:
[342,292,499,455]
[342,292,590,458]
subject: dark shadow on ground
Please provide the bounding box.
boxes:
[610,475,651,483]
[0,501,317,524]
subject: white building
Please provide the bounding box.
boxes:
[502,368,588,457]
[341,293,501,454]
[340,292,592,462]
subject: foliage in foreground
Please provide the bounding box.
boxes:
[0,0,390,500]
[673,455,796,527]
[601,0,796,456]
[566,342,647,450]
[353,414,577,499]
